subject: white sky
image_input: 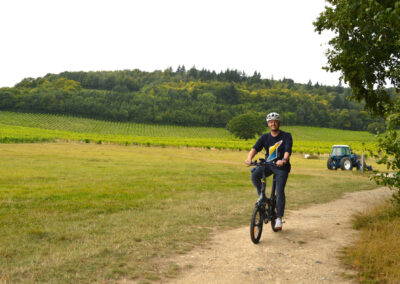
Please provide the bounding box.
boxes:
[0,0,339,88]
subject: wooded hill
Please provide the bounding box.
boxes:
[0,66,386,131]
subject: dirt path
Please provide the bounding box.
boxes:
[166,187,391,284]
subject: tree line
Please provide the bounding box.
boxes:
[0,67,386,132]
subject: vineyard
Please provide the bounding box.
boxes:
[0,111,233,138]
[0,111,377,153]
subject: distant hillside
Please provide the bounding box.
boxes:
[0,67,387,131]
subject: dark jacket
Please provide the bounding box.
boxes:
[252,130,293,172]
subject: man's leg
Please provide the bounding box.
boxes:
[251,166,264,195]
[272,168,289,218]
[251,167,273,197]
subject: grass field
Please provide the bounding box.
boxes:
[0,143,380,283]
[0,111,377,153]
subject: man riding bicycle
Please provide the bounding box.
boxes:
[245,112,293,230]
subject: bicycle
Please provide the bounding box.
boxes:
[249,158,280,244]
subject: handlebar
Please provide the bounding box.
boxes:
[250,158,276,167]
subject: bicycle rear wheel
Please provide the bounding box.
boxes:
[250,206,264,244]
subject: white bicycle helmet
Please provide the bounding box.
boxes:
[266,112,280,122]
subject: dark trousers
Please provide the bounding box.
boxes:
[251,165,289,218]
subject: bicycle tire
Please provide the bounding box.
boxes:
[250,205,264,243]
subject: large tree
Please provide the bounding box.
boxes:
[314,0,400,200]
[227,114,266,140]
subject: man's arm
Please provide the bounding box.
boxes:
[276,151,291,167]
[245,148,257,166]
[247,134,265,165]
[283,151,291,161]
[277,133,293,167]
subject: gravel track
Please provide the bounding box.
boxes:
[166,187,391,284]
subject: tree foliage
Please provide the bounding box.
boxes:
[315,0,400,201]
[227,114,266,140]
[314,0,400,114]
[0,67,384,130]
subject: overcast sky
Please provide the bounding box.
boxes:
[0,0,339,88]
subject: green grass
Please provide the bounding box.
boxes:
[0,111,377,153]
[0,143,379,283]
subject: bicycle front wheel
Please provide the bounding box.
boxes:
[250,206,264,244]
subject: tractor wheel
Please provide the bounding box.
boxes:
[340,157,353,170]
[327,158,332,170]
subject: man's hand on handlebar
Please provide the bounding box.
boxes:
[276,160,285,167]
[245,159,252,166]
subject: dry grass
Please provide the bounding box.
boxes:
[345,201,400,283]
[0,143,379,283]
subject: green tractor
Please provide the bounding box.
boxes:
[327,145,372,171]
